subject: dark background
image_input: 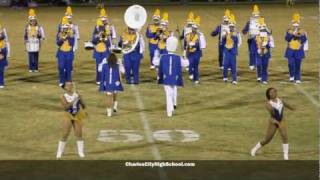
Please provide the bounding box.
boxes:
[4,0,318,7]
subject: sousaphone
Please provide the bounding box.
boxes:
[118,5,147,54]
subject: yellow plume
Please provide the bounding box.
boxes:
[162,12,169,21]
[65,6,72,16]
[100,8,107,17]
[230,14,236,24]
[154,9,160,17]
[252,4,260,15]
[195,16,201,26]
[292,13,300,23]
[61,16,69,25]
[187,11,194,22]
[224,9,231,18]
[28,8,36,17]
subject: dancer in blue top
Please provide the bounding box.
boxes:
[99,53,124,117]
[250,87,295,160]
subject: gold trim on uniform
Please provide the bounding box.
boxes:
[256,35,269,55]
[0,40,5,49]
[225,32,236,49]
[186,32,199,53]
[158,30,170,50]
[287,28,304,50]
[28,26,38,38]
[96,42,106,52]
[61,40,72,52]
[121,30,137,49]
[64,108,86,121]
[148,24,160,44]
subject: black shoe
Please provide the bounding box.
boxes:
[113,109,117,113]
[174,105,177,110]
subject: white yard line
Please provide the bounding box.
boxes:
[278,66,320,108]
[131,85,169,180]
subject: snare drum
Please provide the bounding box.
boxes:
[26,38,40,52]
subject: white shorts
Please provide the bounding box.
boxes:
[105,91,118,95]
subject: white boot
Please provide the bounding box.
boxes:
[283,144,289,160]
[77,140,85,158]
[113,101,118,112]
[106,108,112,117]
[56,141,66,159]
[250,142,262,157]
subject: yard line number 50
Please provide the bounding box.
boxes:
[97,130,200,143]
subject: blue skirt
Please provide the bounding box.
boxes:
[99,81,124,92]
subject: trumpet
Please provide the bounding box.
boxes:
[60,28,70,40]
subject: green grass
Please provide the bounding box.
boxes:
[0,4,317,160]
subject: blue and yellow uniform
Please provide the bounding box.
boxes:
[242,5,261,69]
[92,19,111,84]
[185,32,201,82]
[56,17,75,86]
[222,14,239,83]
[99,59,124,93]
[253,17,274,83]
[284,13,308,83]
[211,9,231,69]
[146,9,161,67]
[119,28,143,84]
[155,12,170,56]
[0,29,8,87]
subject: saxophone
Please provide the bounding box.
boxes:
[256,35,269,55]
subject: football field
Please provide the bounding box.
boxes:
[0,3,317,160]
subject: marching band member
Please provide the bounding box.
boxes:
[60,6,80,52]
[180,12,194,42]
[24,9,45,73]
[242,5,266,70]
[56,16,75,87]
[153,36,189,117]
[284,13,308,84]
[154,12,172,58]
[93,8,117,47]
[211,9,231,70]
[254,17,274,84]
[0,24,8,89]
[250,87,295,160]
[184,16,206,84]
[98,53,124,117]
[118,27,144,84]
[92,18,111,85]
[145,9,161,69]
[56,81,87,159]
[222,14,241,85]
